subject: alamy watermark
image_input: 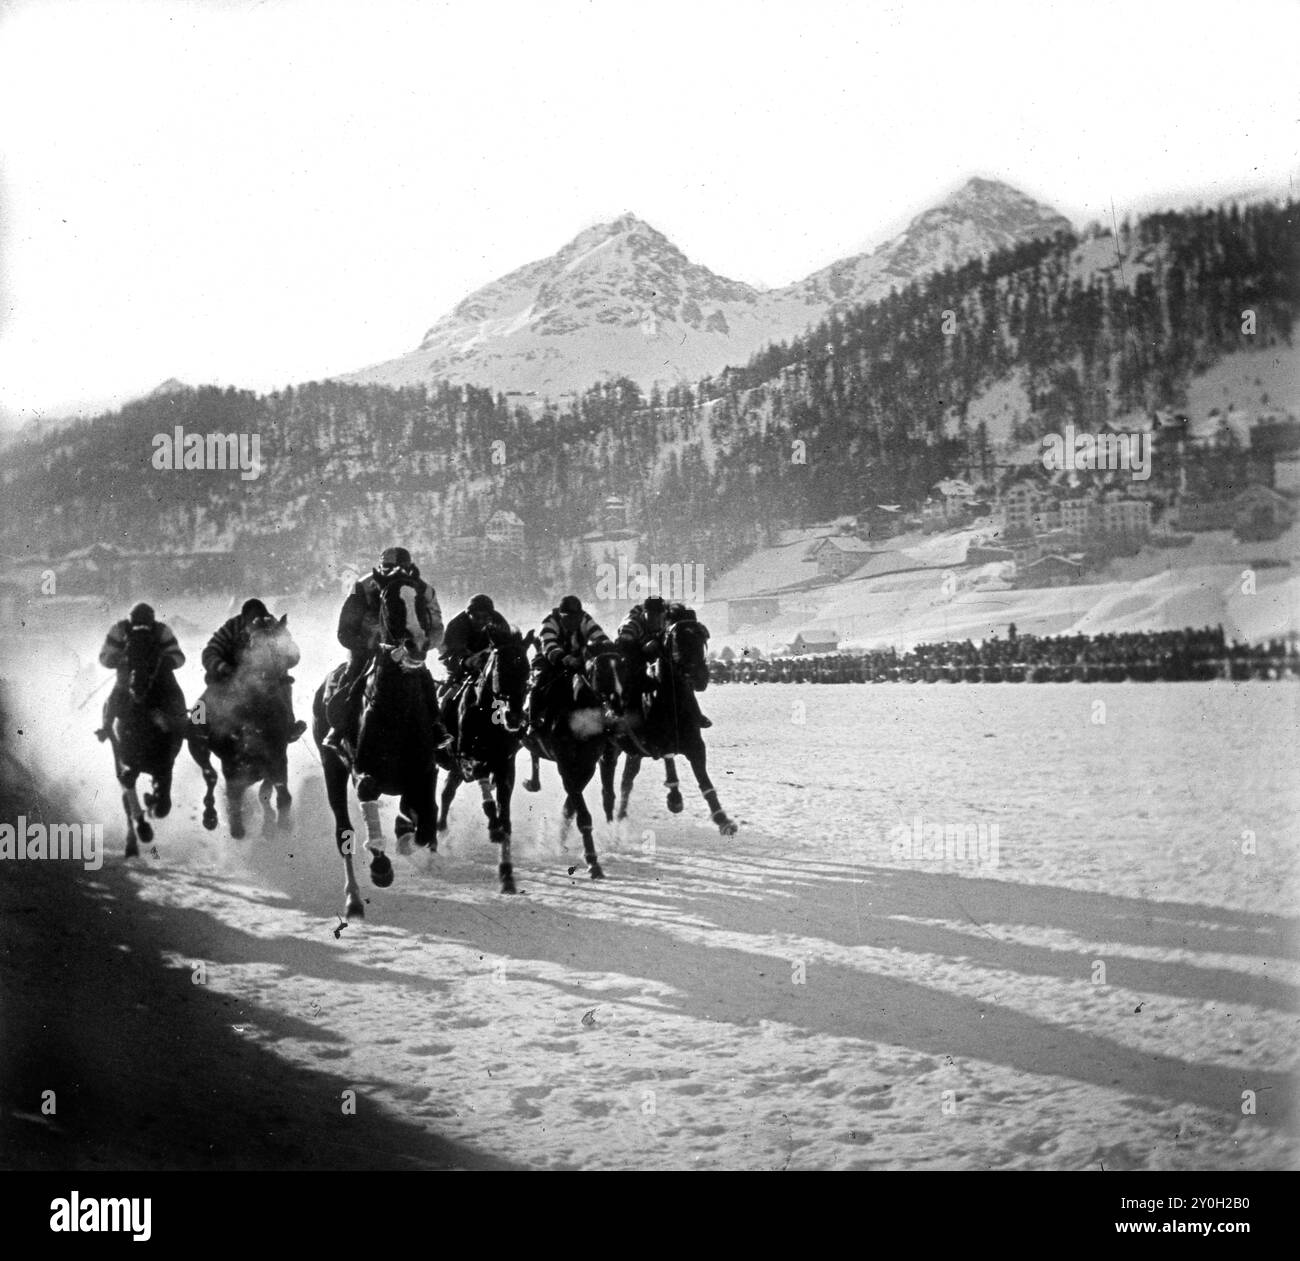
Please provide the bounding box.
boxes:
[151,425,263,480]
[889,815,1000,869]
[594,557,705,604]
[1,817,103,870]
[1041,423,1151,481]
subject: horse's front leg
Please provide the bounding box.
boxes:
[621,753,644,821]
[523,744,542,793]
[320,748,363,919]
[599,745,618,823]
[559,763,603,880]
[663,756,684,814]
[146,764,175,820]
[119,769,147,856]
[683,741,737,836]
[438,766,462,835]
[496,756,516,894]
[355,773,394,888]
[226,775,249,840]
[258,778,276,839]
[272,750,292,831]
[188,738,219,831]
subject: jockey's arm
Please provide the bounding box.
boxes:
[420,586,444,649]
[157,625,186,671]
[201,618,240,677]
[99,623,128,670]
[337,588,373,655]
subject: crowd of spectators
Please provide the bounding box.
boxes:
[712,626,1300,684]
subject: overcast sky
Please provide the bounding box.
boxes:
[0,0,1296,427]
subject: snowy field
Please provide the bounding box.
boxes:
[2,614,1298,1170]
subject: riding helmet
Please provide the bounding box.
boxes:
[129,602,156,626]
[241,597,270,621]
[380,546,412,570]
[468,594,495,614]
[558,595,583,616]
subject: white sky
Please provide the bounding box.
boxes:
[0,0,1297,426]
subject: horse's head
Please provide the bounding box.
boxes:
[243,613,297,676]
[666,618,711,692]
[585,644,631,715]
[485,626,530,707]
[125,624,163,704]
[378,575,432,669]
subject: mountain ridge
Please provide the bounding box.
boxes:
[339,178,1073,398]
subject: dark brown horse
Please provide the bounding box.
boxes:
[102,624,188,857]
[601,617,737,836]
[188,613,298,840]
[521,644,629,880]
[435,625,531,893]
[313,573,441,919]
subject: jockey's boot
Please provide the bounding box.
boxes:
[687,690,712,728]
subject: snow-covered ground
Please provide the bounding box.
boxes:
[2,612,1296,1170]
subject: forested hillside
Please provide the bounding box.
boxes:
[2,202,1294,598]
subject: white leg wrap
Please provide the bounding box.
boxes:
[362,799,384,850]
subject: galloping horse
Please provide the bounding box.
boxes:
[102,624,187,857]
[188,613,298,839]
[313,573,441,919]
[601,617,737,836]
[435,626,531,893]
[521,644,628,879]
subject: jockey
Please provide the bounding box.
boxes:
[322,546,450,754]
[439,593,512,694]
[616,594,668,708]
[95,602,188,741]
[662,601,712,728]
[202,597,307,742]
[525,595,610,731]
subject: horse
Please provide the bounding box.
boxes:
[600,617,738,836]
[434,626,531,893]
[521,643,629,880]
[102,623,188,858]
[312,573,441,920]
[187,613,298,840]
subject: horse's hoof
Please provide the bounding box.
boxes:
[230,821,246,840]
[489,828,507,845]
[370,852,394,888]
[500,874,518,895]
[523,778,540,793]
[589,862,606,880]
[153,797,172,819]
[202,810,218,831]
[666,793,684,814]
[718,819,738,837]
[137,820,154,844]
[345,895,365,920]
[125,838,139,859]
